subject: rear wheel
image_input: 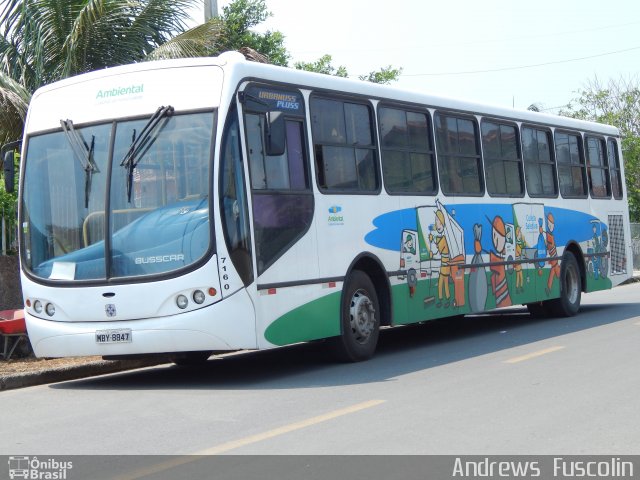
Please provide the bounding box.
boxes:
[549,252,581,317]
[331,270,380,362]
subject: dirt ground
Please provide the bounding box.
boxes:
[0,355,103,375]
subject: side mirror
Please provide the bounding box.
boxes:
[3,150,15,193]
[264,111,286,157]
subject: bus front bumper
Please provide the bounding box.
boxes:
[25,289,257,358]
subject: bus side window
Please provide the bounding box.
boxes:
[522,126,557,197]
[310,96,379,192]
[481,120,523,197]
[434,112,483,195]
[585,136,611,198]
[379,106,437,194]
[607,138,623,199]
[555,131,587,198]
[220,110,253,286]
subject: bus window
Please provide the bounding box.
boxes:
[522,126,557,197]
[434,112,482,195]
[310,96,378,192]
[244,113,313,275]
[585,136,611,198]
[379,106,436,194]
[607,138,623,199]
[220,110,253,286]
[555,131,587,198]
[481,120,523,197]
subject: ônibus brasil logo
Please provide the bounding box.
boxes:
[8,456,73,479]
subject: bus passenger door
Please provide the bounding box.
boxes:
[240,88,318,349]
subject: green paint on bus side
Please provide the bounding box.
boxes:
[391,263,612,326]
[264,291,342,346]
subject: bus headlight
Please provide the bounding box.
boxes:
[45,303,56,316]
[34,300,43,313]
[176,295,189,309]
[193,290,205,304]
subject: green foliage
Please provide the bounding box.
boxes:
[0,0,201,143]
[217,0,289,66]
[560,77,640,222]
[0,0,402,146]
[295,55,402,85]
[0,151,19,254]
[294,55,348,77]
[358,66,403,85]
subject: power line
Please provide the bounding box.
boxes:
[402,46,640,77]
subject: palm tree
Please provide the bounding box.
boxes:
[0,0,221,144]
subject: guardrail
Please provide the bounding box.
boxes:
[632,223,640,273]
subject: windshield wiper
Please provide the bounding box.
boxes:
[120,105,174,203]
[60,119,99,209]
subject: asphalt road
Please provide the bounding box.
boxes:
[2,282,639,456]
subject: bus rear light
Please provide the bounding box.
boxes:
[34,300,43,313]
[193,290,205,304]
[208,287,217,296]
[176,295,189,309]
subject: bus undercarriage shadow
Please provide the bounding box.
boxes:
[50,302,636,392]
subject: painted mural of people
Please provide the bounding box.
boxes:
[429,210,451,308]
[489,215,512,308]
[545,212,561,296]
[514,226,526,293]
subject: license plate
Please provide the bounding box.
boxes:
[95,328,132,344]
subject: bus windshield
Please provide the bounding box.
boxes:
[21,110,215,282]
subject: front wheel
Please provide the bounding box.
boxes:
[331,270,380,362]
[549,252,582,317]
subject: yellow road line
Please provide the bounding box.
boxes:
[196,399,386,455]
[114,399,385,480]
[504,346,565,364]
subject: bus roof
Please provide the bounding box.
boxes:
[30,52,619,137]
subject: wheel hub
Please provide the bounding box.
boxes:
[350,290,376,343]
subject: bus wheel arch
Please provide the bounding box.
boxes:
[345,253,392,327]
[330,253,390,362]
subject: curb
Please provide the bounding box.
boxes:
[0,358,168,391]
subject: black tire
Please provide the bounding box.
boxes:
[331,270,380,362]
[170,350,213,366]
[549,252,582,317]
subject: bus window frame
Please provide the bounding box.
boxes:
[309,93,382,196]
[433,110,484,197]
[607,137,624,200]
[480,117,525,199]
[377,102,438,196]
[520,123,559,199]
[554,128,588,200]
[584,134,612,199]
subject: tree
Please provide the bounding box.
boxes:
[294,55,348,78]
[295,55,402,85]
[560,76,640,221]
[215,0,289,66]
[0,0,212,144]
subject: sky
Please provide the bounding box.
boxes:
[188,0,640,113]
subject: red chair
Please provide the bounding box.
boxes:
[0,309,27,360]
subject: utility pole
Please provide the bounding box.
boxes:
[204,0,218,21]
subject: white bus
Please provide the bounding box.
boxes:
[4,51,632,363]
